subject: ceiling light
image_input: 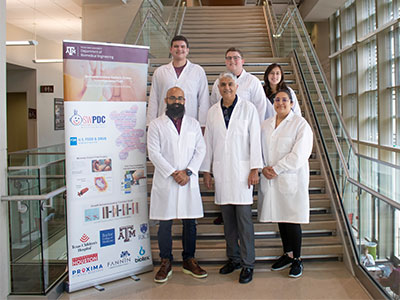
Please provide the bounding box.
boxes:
[6,40,38,46]
[32,59,63,64]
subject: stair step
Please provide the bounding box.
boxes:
[149,219,337,237]
[151,244,343,262]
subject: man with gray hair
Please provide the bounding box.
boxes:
[201,72,262,284]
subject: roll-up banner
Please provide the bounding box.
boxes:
[63,40,152,292]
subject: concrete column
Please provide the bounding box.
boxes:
[0,0,11,298]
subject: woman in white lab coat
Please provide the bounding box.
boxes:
[258,88,313,278]
[263,63,301,118]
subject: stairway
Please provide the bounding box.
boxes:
[147,6,343,263]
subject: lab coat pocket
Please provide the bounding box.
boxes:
[278,137,294,153]
[277,173,298,195]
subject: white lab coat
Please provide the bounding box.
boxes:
[210,69,273,122]
[201,97,263,205]
[258,111,313,223]
[267,87,302,118]
[147,60,209,126]
[148,114,206,220]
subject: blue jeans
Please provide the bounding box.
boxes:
[158,219,196,261]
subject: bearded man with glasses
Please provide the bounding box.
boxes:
[148,87,207,283]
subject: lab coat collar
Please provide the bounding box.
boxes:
[167,59,192,71]
[269,110,295,129]
[160,113,188,134]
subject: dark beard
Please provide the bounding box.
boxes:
[166,103,185,119]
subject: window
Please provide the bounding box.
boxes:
[342,0,356,47]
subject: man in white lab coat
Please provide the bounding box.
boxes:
[148,87,207,283]
[201,73,263,284]
[210,47,274,122]
[147,35,209,128]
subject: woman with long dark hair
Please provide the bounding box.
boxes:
[263,63,301,117]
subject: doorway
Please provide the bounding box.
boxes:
[6,92,28,152]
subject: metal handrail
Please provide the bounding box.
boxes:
[356,153,400,170]
[1,186,66,202]
[262,5,276,57]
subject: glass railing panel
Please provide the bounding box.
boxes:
[9,196,67,294]
[9,199,45,294]
[40,193,67,292]
[8,160,66,196]
[8,144,65,167]
[358,156,400,203]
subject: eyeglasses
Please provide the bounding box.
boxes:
[274,97,290,103]
[167,96,185,102]
[225,56,242,61]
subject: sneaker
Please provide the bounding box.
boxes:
[271,254,294,271]
[154,258,172,283]
[289,258,303,278]
[182,258,208,278]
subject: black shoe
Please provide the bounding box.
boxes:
[271,253,294,271]
[239,267,253,284]
[219,261,241,274]
[213,214,223,225]
[289,258,303,278]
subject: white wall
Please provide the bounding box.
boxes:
[6,23,65,147]
[1,1,10,298]
[82,0,143,43]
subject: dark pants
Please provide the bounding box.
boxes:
[278,222,302,258]
[158,219,196,261]
[221,204,255,268]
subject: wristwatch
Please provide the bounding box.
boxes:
[185,169,193,176]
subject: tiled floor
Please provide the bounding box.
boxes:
[60,261,371,300]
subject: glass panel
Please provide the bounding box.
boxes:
[7,146,67,294]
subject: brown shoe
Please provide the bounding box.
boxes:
[154,258,172,283]
[182,258,208,278]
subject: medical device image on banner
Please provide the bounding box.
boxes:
[63,40,152,292]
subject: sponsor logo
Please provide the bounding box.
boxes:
[71,234,98,253]
[65,46,77,56]
[70,137,77,146]
[72,253,98,266]
[69,110,106,127]
[138,223,149,240]
[107,251,132,269]
[100,228,115,247]
[135,246,150,263]
[140,223,148,234]
[118,225,136,242]
[80,234,90,243]
[71,264,103,276]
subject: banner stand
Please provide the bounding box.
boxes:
[63,40,152,293]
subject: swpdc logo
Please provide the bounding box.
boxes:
[71,264,103,277]
[69,110,106,127]
[135,246,150,263]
